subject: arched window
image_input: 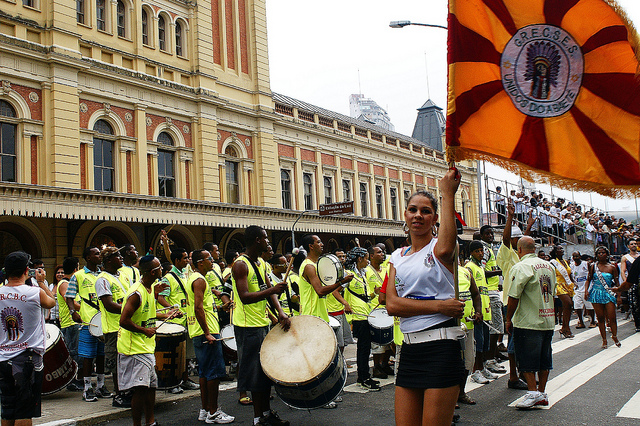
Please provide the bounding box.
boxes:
[93,119,114,191]
[281,169,291,209]
[342,179,351,201]
[157,132,175,197]
[116,0,125,37]
[225,145,239,203]
[324,176,332,204]
[158,15,166,51]
[175,21,183,57]
[303,173,313,210]
[390,187,398,220]
[376,185,384,218]
[0,100,16,183]
[359,182,368,216]
[141,8,149,45]
[96,0,106,31]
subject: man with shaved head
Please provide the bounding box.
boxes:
[505,236,556,410]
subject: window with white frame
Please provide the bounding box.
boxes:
[303,173,313,210]
[376,185,384,218]
[281,169,291,209]
[93,120,115,191]
[225,145,240,204]
[117,0,126,37]
[157,132,175,197]
[96,0,106,31]
[0,100,17,183]
[141,8,149,45]
[158,15,167,51]
[77,0,85,24]
[390,187,398,220]
[175,21,183,57]
[323,176,333,204]
[359,182,368,216]
[342,179,351,201]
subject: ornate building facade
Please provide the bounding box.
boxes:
[0,0,479,267]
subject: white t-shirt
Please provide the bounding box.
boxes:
[571,261,589,291]
[390,238,454,333]
[586,224,596,241]
[0,284,46,361]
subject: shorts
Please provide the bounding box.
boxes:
[513,328,553,373]
[117,353,157,390]
[78,326,105,359]
[192,334,226,381]
[329,312,354,348]
[488,292,504,334]
[61,323,81,364]
[573,291,593,310]
[104,332,118,374]
[0,351,44,420]
[474,321,490,353]
[186,333,195,359]
[396,339,465,389]
[371,342,391,355]
[462,329,475,372]
[234,326,272,393]
[507,331,515,355]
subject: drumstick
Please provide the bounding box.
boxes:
[280,247,299,285]
[157,304,179,312]
[154,310,179,329]
[213,336,235,341]
[82,322,99,327]
[355,238,360,248]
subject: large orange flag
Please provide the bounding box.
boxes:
[446,0,640,196]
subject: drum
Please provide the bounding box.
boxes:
[89,312,103,338]
[42,324,78,395]
[155,322,187,389]
[368,308,394,345]
[261,315,347,410]
[317,254,344,286]
[220,324,237,361]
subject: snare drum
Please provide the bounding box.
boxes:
[261,315,347,410]
[42,324,78,395]
[89,312,103,338]
[368,308,394,345]
[220,324,237,362]
[155,322,187,389]
[317,254,344,286]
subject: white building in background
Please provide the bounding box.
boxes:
[349,94,395,132]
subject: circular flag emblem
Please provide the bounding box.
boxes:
[501,24,584,118]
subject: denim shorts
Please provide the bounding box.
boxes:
[193,334,226,381]
[474,321,490,353]
[513,328,553,372]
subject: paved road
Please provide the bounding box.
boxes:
[95,313,640,426]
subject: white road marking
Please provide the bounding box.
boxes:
[617,389,640,419]
[508,332,640,408]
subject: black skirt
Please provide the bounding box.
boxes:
[396,338,465,389]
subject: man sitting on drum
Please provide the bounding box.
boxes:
[118,255,176,426]
[232,225,290,426]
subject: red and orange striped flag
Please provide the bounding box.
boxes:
[446,0,640,196]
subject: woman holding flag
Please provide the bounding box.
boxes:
[386,168,465,426]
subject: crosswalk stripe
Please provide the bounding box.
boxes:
[508,332,640,408]
[617,389,640,419]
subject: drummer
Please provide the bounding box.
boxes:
[232,225,290,426]
[118,255,175,426]
[95,246,127,405]
[343,247,381,392]
[269,253,299,317]
[298,235,352,322]
[56,256,83,391]
[366,245,393,379]
[64,246,106,404]
[187,249,234,424]
[156,247,200,393]
[204,243,232,327]
[118,244,140,289]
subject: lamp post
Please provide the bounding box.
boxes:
[389,20,447,30]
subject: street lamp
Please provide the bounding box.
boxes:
[389,20,447,30]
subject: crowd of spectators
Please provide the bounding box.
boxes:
[492,187,639,254]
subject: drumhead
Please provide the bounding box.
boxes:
[220,324,236,351]
[89,312,103,337]
[45,323,61,349]
[261,315,337,385]
[317,254,341,286]
[328,316,340,330]
[368,309,394,328]
[156,322,186,336]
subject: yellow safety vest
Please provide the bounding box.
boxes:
[298,258,329,322]
[97,271,127,334]
[186,272,219,338]
[231,256,270,328]
[117,281,156,355]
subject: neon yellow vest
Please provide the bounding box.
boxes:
[205,264,226,308]
[343,269,370,320]
[57,279,79,329]
[466,261,491,321]
[117,281,156,355]
[75,268,100,323]
[186,272,219,338]
[298,258,329,322]
[365,264,386,310]
[231,256,270,328]
[97,271,127,334]
[118,265,139,290]
[458,266,475,330]
[484,244,500,291]
[160,270,188,326]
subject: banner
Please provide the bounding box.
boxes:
[446,0,640,196]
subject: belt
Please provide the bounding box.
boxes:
[403,326,465,345]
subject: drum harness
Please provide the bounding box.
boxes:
[345,269,371,305]
[242,255,280,318]
[168,271,189,306]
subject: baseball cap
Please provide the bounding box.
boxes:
[4,251,31,277]
[511,227,524,238]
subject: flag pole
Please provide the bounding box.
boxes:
[449,161,461,327]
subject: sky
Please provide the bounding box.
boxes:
[265,0,640,218]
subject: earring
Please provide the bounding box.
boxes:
[432,225,438,236]
[403,223,409,234]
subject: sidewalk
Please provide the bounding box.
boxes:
[35,345,359,425]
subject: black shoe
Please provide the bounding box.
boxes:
[495,352,509,362]
[507,379,529,390]
[112,394,132,408]
[358,378,381,391]
[453,414,460,423]
[67,380,83,392]
[83,387,98,402]
[95,385,113,398]
[372,366,388,379]
[257,410,289,426]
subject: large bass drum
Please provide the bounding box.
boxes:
[154,322,187,389]
[317,254,344,286]
[260,315,347,410]
[42,324,78,395]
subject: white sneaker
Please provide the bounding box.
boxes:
[334,395,343,403]
[198,408,208,421]
[481,367,499,380]
[516,392,545,409]
[470,371,490,384]
[322,401,337,409]
[486,360,507,374]
[535,392,549,407]
[206,407,235,424]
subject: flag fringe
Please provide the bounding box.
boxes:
[603,0,640,75]
[446,145,640,198]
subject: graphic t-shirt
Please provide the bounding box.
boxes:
[508,254,557,330]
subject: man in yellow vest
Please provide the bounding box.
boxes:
[157,246,200,393]
[366,245,392,379]
[480,225,505,370]
[118,244,140,289]
[57,257,82,391]
[232,226,290,426]
[96,246,128,406]
[64,246,106,403]
[118,255,174,426]
[188,249,234,424]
